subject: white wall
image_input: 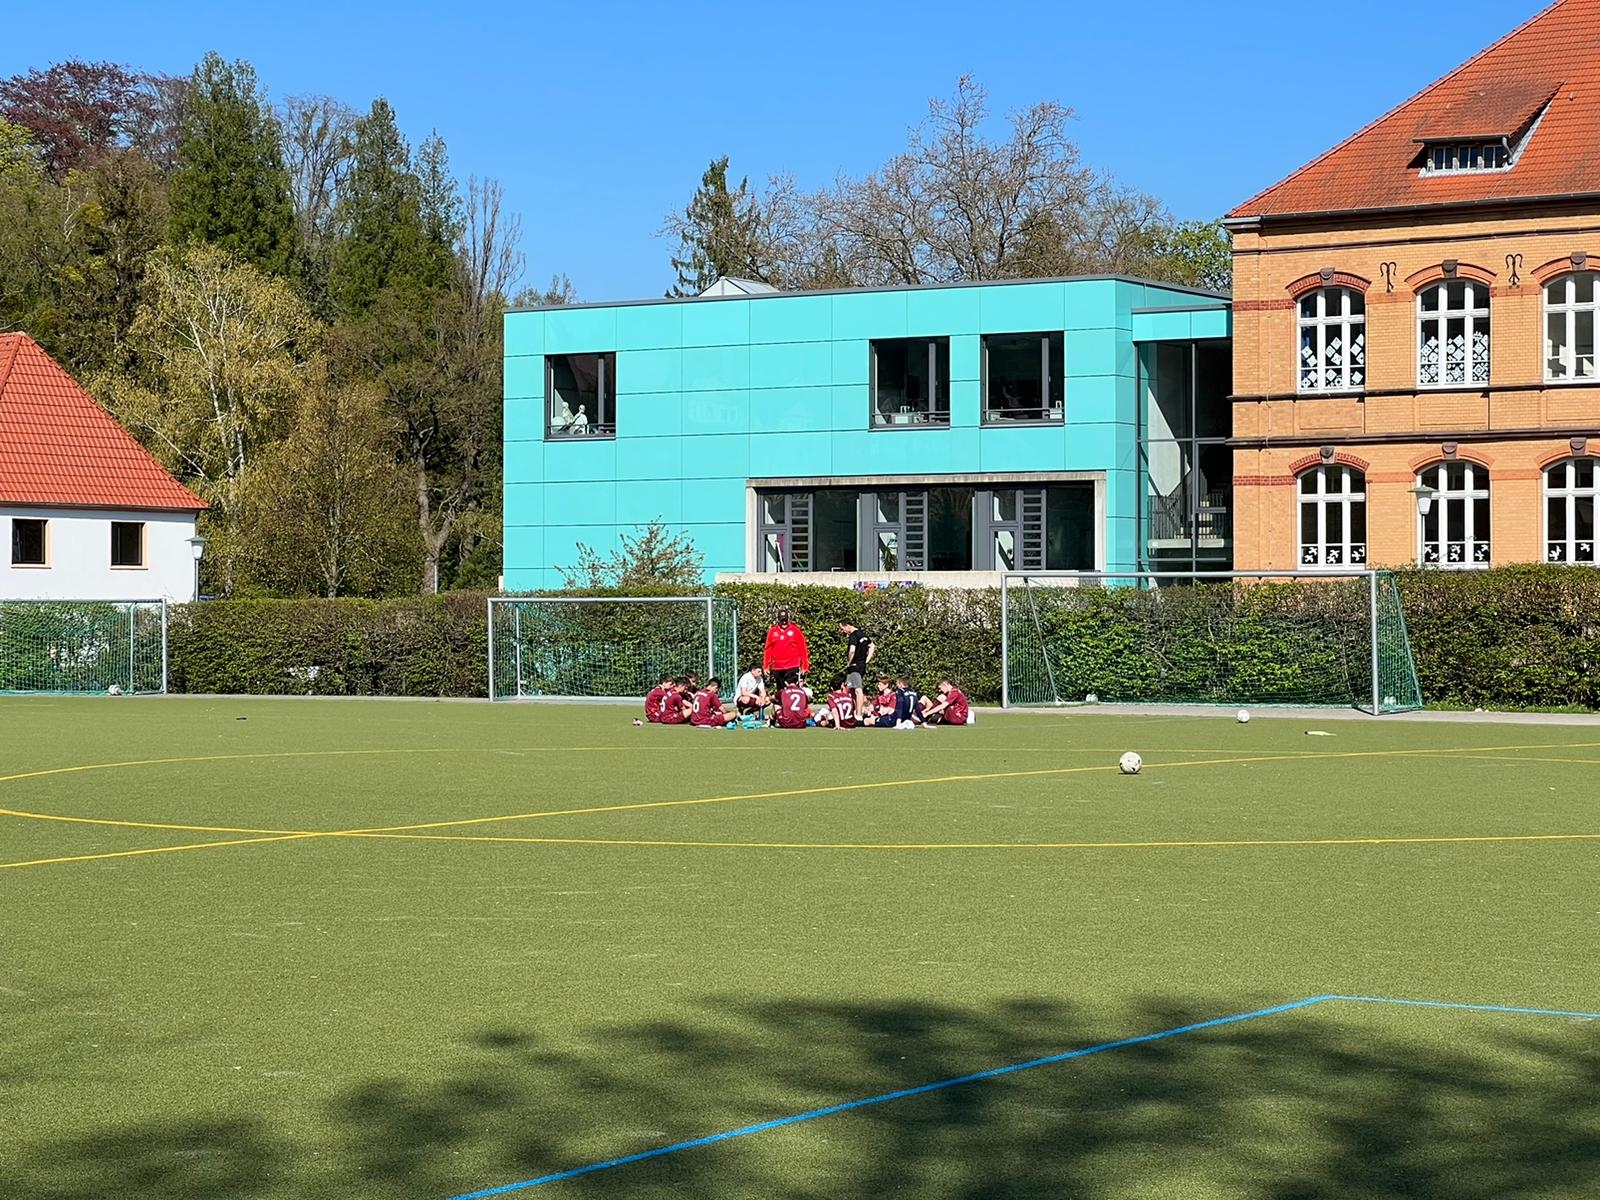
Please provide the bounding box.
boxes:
[2,507,198,602]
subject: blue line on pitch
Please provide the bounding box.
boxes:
[444,995,1336,1199]
[1331,994,1600,1020]
[444,991,1600,1199]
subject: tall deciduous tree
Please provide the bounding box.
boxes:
[0,61,173,180]
[279,94,358,313]
[663,156,769,296]
[101,244,316,591]
[167,53,298,278]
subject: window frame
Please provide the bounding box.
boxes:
[869,337,951,429]
[1416,461,1490,570]
[1297,465,1368,570]
[10,517,49,567]
[109,520,146,569]
[1543,272,1599,384]
[1417,281,1491,390]
[1543,457,1598,566]
[1296,286,1366,394]
[545,351,618,440]
[981,331,1065,425]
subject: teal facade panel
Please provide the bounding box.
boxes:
[503,278,1230,584]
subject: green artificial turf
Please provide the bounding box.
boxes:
[1,697,1597,1199]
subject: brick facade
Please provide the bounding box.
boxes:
[1229,197,1600,571]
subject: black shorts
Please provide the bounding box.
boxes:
[769,668,801,689]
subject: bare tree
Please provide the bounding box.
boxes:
[458,176,524,342]
[280,94,358,297]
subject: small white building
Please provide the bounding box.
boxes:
[1,333,206,603]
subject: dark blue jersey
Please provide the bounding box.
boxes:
[892,688,923,723]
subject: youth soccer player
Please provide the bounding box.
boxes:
[868,676,897,728]
[734,664,770,716]
[691,678,737,728]
[659,677,691,725]
[774,677,812,729]
[644,672,674,723]
[823,676,857,729]
[920,678,970,726]
[891,674,924,729]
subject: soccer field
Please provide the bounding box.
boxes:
[2,698,1597,1199]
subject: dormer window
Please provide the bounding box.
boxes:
[1421,141,1510,173]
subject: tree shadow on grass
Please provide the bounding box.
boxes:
[3,995,1598,1199]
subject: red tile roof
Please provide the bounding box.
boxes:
[1228,0,1600,221]
[0,333,207,512]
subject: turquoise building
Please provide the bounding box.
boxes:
[502,276,1231,589]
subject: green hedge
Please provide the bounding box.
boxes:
[1395,566,1600,710]
[157,568,1600,711]
[168,593,491,697]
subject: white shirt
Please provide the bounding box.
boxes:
[736,671,765,700]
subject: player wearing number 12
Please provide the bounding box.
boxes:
[817,678,857,729]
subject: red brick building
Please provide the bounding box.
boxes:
[1226,0,1600,571]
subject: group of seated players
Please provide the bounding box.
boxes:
[642,666,970,730]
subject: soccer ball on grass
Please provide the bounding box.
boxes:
[1236,709,1251,724]
[1118,751,1142,776]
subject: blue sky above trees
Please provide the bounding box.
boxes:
[4,0,1541,302]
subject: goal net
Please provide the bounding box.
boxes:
[0,600,168,695]
[488,597,740,700]
[1002,571,1422,714]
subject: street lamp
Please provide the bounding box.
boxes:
[187,535,207,601]
[1409,484,1436,517]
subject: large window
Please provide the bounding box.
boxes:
[10,518,47,566]
[1138,340,1233,572]
[546,353,616,438]
[1418,281,1490,388]
[1544,273,1598,382]
[1298,287,1365,393]
[1545,457,1598,565]
[110,521,145,568]
[982,332,1063,423]
[1298,465,1367,568]
[871,338,949,427]
[1417,461,1490,569]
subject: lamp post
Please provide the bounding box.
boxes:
[1410,485,1436,567]
[187,535,208,601]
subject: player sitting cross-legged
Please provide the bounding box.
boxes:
[890,674,924,730]
[658,677,692,725]
[774,675,813,729]
[868,675,898,727]
[815,675,857,729]
[690,678,738,728]
[919,677,970,726]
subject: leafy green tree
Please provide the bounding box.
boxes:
[663,156,769,296]
[1142,219,1233,293]
[167,53,298,278]
[559,520,706,590]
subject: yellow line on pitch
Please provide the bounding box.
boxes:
[333,830,1600,852]
[0,806,305,836]
[0,833,319,871]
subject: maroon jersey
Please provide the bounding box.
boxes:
[827,687,856,728]
[776,684,811,728]
[659,689,688,725]
[943,688,970,726]
[644,686,667,723]
[691,689,726,726]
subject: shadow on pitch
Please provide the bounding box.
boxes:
[3,995,1598,1199]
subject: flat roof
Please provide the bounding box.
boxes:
[507,274,1232,314]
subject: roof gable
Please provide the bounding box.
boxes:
[1229,0,1600,221]
[0,333,207,512]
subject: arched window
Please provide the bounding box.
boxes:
[1544,458,1598,564]
[1418,281,1490,388]
[1417,461,1490,568]
[1298,287,1365,392]
[1544,272,1598,382]
[1298,465,1367,568]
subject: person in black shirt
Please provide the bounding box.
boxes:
[838,619,875,725]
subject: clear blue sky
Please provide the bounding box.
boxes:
[5,0,1545,302]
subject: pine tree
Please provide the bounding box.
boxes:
[326,99,453,318]
[666,156,768,297]
[166,53,298,278]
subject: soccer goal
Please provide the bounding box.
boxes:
[1001,571,1422,714]
[488,596,740,701]
[0,600,168,695]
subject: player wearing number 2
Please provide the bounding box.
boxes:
[774,678,812,729]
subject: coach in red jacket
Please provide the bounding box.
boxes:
[762,607,810,690]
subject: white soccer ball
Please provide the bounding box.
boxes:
[107,684,123,697]
[1236,709,1250,724]
[1118,751,1142,775]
